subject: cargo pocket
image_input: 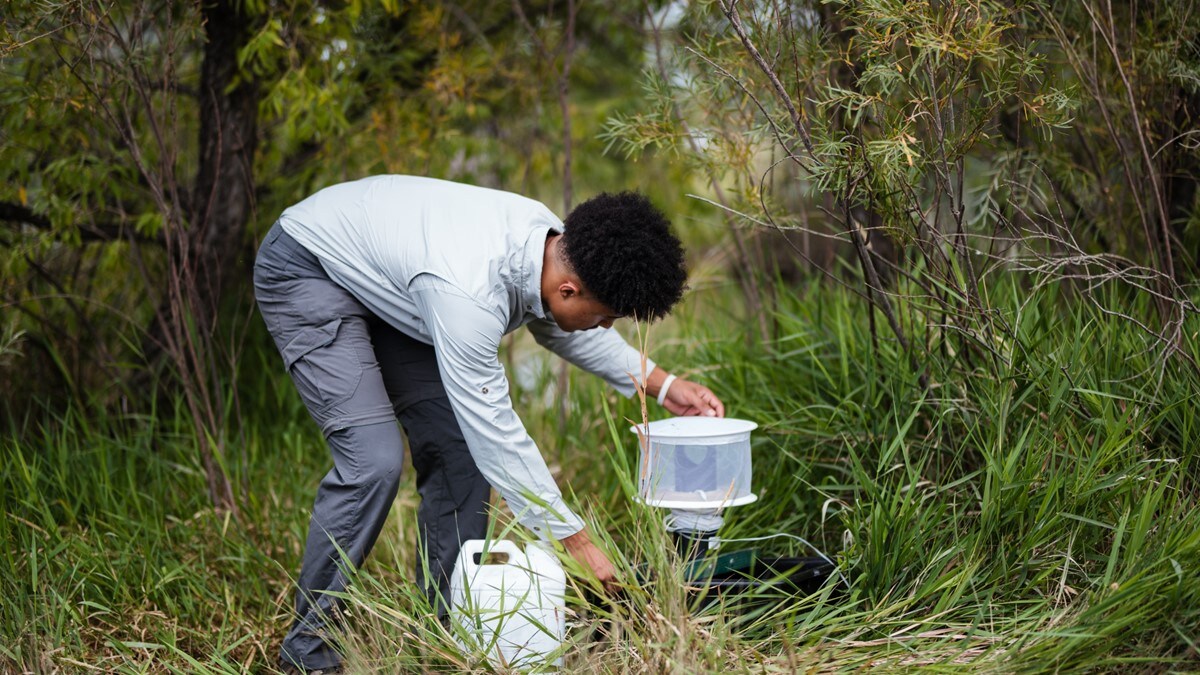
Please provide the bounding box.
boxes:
[281,317,364,412]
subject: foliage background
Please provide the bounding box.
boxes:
[2,0,1198,672]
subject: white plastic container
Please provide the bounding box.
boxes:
[631,417,758,508]
[450,539,566,670]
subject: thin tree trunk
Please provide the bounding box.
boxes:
[193,0,260,314]
[168,0,262,513]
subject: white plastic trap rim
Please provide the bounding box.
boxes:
[629,416,758,440]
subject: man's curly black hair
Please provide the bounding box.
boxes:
[560,191,687,321]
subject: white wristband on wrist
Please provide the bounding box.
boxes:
[656,374,677,406]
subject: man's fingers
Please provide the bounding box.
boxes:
[708,392,725,417]
[662,380,726,418]
[565,531,618,594]
[698,387,725,417]
[696,388,721,416]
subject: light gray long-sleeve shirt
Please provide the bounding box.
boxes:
[278,175,655,540]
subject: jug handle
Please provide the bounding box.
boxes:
[459,539,526,575]
[485,539,526,568]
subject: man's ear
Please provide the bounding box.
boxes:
[558,279,582,300]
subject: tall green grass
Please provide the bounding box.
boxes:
[0,341,332,672]
[3,279,1198,672]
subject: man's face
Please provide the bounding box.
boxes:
[546,282,623,332]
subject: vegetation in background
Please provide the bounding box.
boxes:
[0,0,676,507]
[606,0,1198,365]
[4,284,1197,671]
[2,0,1198,672]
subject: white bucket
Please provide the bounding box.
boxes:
[450,539,566,670]
[631,417,758,509]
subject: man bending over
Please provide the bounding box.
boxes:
[253,176,724,673]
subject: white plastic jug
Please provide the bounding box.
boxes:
[450,539,566,670]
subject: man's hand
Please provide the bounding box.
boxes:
[662,378,725,418]
[560,528,616,591]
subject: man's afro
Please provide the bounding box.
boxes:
[561,191,687,321]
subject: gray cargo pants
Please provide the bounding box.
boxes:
[253,222,492,671]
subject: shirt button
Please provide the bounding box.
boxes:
[482,387,489,394]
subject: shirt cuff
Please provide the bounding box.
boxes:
[519,497,587,541]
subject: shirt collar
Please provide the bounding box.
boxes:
[520,224,560,321]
